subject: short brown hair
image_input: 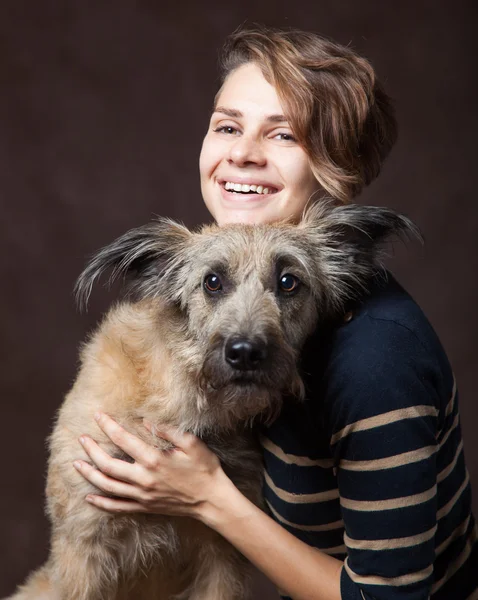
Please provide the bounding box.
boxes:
[217,26,397,203]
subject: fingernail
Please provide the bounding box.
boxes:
[73,461,82,470]
[144,419,152,431]
[94,412,101,421]
[79,436,85,445]
[85,495,94,503]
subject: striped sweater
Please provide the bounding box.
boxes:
[261,274,477,600]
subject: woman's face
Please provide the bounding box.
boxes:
[199,63,322,225]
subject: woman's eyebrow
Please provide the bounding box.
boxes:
[213,106,288,123]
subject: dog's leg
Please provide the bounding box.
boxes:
[176,541,252,600]
[43,437,151,600]
[47,534,123,600]
[46,509,175,600]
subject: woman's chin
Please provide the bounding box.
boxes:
[216,207,272,226]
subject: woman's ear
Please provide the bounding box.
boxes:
[299,200,422,310]
[74,219,192,311]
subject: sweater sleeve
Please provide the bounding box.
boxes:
[323,315,442,600]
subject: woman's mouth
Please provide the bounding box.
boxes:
[222,181,279,195]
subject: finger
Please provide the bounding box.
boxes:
[94,412,159,464]
[143,420,198,452]
[79,435,138,484]
[85,494,148,514]
[73,460,142,501]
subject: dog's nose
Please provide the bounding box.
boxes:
[225,338,267,371]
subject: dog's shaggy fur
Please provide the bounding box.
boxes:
[6,202,418,600]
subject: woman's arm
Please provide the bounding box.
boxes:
[201,471,343,600]
[75,412,342,600]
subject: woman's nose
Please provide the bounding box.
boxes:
[228,135,266,167]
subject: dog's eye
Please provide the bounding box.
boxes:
[279,274,301,294]
[204,274,223,294]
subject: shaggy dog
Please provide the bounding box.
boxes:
[7,202,417,600]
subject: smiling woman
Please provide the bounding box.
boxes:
[199,62,323,225]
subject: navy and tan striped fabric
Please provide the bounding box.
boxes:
[261,274,477,600]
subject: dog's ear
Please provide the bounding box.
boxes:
[299,200,422,310]
[74,218,192,311]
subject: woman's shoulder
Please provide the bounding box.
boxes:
[304,272,455,422]
[332,272,449,368]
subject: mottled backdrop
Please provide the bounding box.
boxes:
[0,1,476,598]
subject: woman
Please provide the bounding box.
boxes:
[73,27,477,600]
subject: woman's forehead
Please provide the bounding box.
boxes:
[214,63,286,119]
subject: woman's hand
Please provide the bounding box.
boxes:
[73,412,227,518]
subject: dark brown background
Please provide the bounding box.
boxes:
[0,1,476,598]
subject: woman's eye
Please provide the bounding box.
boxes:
[274,132,296,142]
[213,125,239,135]
[204,274,223,293]
[279,274,301,294]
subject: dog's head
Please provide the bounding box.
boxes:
[75,202,419,426]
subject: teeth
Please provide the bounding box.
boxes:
[223,181,274,194]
